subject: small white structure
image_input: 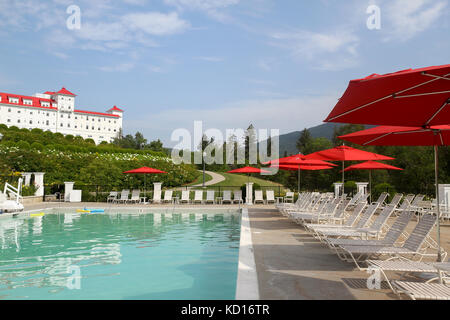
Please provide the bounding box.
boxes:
[64,182,82,203]
[444,186,450,211]
[21,172,32,186]
[153,182,163,204]
[334,183,343,199]
[34,172,45,197]
[356,182,369,196]
[246,182,254,205]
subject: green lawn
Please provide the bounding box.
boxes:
[211,172,282,188]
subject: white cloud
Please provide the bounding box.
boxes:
[164,0,240,22]
[196,56,224,62]
[122,12,190,36]
[384,0,447,41]
[98,63,135,72]
[269,29,360,71]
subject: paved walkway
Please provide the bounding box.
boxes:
[248,208,397,300]
[192,171,226,187]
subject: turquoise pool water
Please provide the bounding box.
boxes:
[0,211,241,300]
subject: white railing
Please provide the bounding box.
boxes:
[4,178,23,204]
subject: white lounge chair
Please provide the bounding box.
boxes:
[129,189,141,204]
[338,214,438,270]
[222,191,232,204]
[107,191,118,203]
[163,190,173,204]
[193,190,204,204]
[254,190,265,204]
[205,190,215,204]
[266,190,275,204]
[180,191,190,204]
[392,280,450,300]
[233,191,243,204]
[284,192,294,203]
[117,190,129,203]
[328,211,413,251]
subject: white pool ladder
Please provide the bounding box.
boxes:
[4,178,23,204]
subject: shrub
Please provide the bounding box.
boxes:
[31,142,44,151]
[22,184,38,197]
[16,140,31,150]
[372,183,397,203]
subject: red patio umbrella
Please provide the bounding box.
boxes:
[269,164,334,192]
[339,125,450,261]
[123,167,168,197]
[304,146,394,200]
[343,161,403,203]
[263,155,336,192]
[324,64,450,127]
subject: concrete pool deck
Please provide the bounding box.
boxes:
[11,202,450,300]
[247,208,450,300]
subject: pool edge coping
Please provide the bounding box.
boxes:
[235,208,260,300]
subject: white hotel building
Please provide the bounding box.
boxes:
[0,87,123,144]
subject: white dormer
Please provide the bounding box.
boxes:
[107,106,124,117]
[54,87,76,112]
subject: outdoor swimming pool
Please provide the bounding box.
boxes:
[0,209,241,300]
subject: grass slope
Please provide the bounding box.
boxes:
[211,172,282,187]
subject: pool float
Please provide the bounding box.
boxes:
[30,212,45,217]
[76,209,105,214]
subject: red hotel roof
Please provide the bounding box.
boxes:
[74,110,120,118]
[0,91,121,117]
[56,87,76,96]
[0,92,58,110]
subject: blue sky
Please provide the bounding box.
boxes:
[0,0,449,147]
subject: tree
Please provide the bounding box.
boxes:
[147,139,164,152]
[296,128,312,154]
[134,132,147,149]
[245,124,257,163]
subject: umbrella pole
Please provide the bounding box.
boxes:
[434,145,442,262]
[298,168,301,193]
[342,161,345,202]
[369,170,372,204]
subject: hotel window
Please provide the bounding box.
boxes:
[47,113,49,116]
[75,125,77,128]
[68,124,70,128]
[86,126,88,129]
[91,126,94,130]
[61,114,63,118]
[8,108,11,112]
[60,123,63,127]
[68,115,71,119]
[46,120,49,126]
[29,120,32,124]
[30,112,33,115]
[17,110,21,114]
[7,119,10,123]
[17,119,20,123]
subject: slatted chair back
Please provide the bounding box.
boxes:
[389,193,403,207]
[403,214,437,252]
[355,203,379,228]
[383,211,414,245]
[344,202,367,227]
[369,205,396,232]
[374,192,388,205]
